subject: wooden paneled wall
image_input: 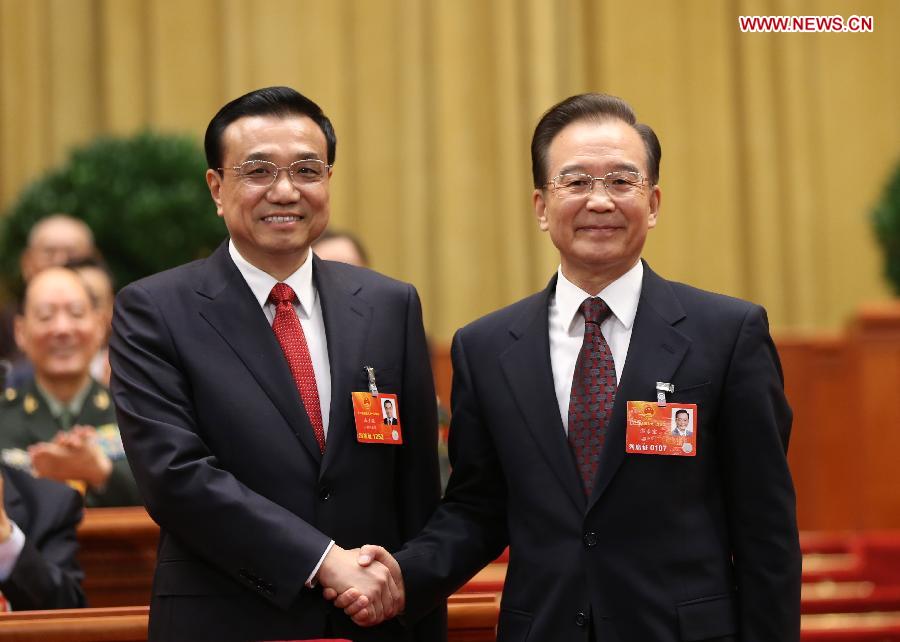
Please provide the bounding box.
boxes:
[431,302,900,531]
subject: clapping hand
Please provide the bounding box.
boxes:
[29,425,112,489]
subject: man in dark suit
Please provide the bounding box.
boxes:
[0,462,86,610]
[340,93,801,641]
[109,86,444,641]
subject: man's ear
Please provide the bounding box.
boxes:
[647,184,661,229]
[13,315,25,353]
[206,169,225,218]
[534,189,549,232]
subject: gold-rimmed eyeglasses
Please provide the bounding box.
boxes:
[547,170,646,199]
[218,159,332,188]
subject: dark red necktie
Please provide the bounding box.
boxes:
[269,283,325,453]
[568,297,616,496]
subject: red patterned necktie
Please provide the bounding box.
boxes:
[568,297,616,496]
[269,283,325,453]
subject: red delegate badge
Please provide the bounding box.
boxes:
[625,401,697,456]
[352,392,403,445]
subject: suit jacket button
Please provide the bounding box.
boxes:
[319,486,331,501]
[575,611,587,627]
[583,531,598,548]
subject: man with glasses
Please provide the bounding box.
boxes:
[339,93,800,641]
[110,86,443,641]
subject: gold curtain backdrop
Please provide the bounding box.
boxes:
[0,0,898,341]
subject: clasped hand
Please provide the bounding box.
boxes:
[319,544,404,627]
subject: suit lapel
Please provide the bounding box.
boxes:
[197,243,323,464]
[499,277,587,514]
[312,257,372,478]
[587,264,692,511]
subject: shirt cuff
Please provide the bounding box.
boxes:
[305,540,335,588]
[0,521,26,582]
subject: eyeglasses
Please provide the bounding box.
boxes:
[219,159,332,188]
[547,171,646,199]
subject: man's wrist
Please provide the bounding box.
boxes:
[306,540,336,588]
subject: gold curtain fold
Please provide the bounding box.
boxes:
[1,0,897,340]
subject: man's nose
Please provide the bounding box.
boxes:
[585,183,615,211]
[268,170,301,200]
[49,312,78,334]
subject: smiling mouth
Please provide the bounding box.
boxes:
[262,215,303,223]
[579,225,620,232]
[48,347,79,358]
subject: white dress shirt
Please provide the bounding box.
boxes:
[228,241,332,438]
[548,260,644,433]
[0,522,25,583]
[228,241,335,583]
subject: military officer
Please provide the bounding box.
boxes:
[0,267,139,507]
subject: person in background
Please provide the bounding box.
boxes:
[0,346,86,611]
[0,462,86,610]
[18,215,97,285]
[1,214,98,383]
[66,257,116,386]
[0,267,140,507]
[313,229,369,267]
[315,229,453,492]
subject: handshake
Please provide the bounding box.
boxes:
[318,544,403,627]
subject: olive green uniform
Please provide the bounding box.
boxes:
[0,378,141,507]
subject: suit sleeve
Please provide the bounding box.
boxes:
[0,483,86,610]
[719,305,801,640]
[109,282,331,610]
[397,328,509,623]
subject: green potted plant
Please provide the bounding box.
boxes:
[0,131,224,292]
[873,159,900,295]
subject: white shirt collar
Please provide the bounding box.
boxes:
[556,260,643,332]
[228,240,317,317]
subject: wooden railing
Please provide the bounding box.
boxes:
[7,507,900,640]
[0,595,499,642]
[76,507,157,608]
[0,606,147,642]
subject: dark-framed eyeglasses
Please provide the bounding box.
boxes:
[547,170,646,199]
[219,159,332,188]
